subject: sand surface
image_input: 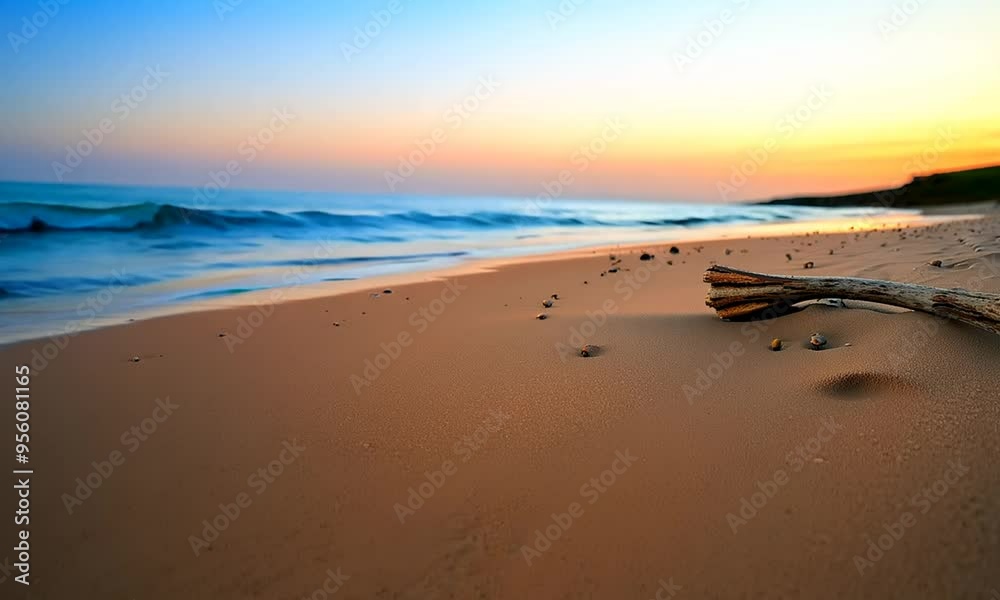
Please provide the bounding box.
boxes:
[3,215,1000,599]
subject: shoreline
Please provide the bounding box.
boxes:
[1,210,983,348]
[4,212,999,598]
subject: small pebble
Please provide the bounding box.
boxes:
[809,333,827,350]
[218,333,226,337]
[580,344,599,357]
[542,299,554,308]
[639,252,653,261]
[785,253,793,261]
[669,246,680,254]
[608,267,618,273]
[551,293,559,299]
[130,356,141,363]
[804,261,815,269]
[770,338,782,351]
[929,259,943,267]
[536,313,548,320]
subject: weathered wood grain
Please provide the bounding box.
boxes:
[704,265,1000,334]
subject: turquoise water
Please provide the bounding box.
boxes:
[0,181,900,343]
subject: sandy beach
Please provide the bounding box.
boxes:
[3,214,1000,599]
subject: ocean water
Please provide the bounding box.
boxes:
[0,181,902,344]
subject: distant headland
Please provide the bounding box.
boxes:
[758,165,1000,208]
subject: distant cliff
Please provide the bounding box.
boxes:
[759,165,1000,207]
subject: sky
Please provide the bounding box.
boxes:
[1,0,998,202]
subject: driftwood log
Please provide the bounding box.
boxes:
[704,265,1000,335]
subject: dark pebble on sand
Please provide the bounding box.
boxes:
[608,267,619,273]
[669,246,680,254]
[930,260,943,267]
[130,356,141,363]
[804,261,815,269]
[639,253,653,261]
[580,344,599,357]
[383,289,393,294]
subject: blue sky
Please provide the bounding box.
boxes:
[2,0,998,201]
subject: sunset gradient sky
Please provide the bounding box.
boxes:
[2,0,998,202]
